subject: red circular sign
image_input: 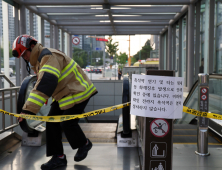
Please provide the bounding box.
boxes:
[201,88,207,94]
[150,119,169,137]
[72,37,80,45]
[201,94,207,100]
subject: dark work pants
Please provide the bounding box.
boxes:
[118,74,121,80]
[46,99,89,156]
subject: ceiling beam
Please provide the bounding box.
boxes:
[106,5,116,34]
[48,14,175,21]
[70,31,161,35]
[57,21,169,26]
[63,26,164,29]
[22,0,190,5]
[37,7,107,14]
[67,28,162,31]
[38,6,182,14]
[54,19,170,22]
[48,15,109,20]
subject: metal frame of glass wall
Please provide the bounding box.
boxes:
[159,0,216,91]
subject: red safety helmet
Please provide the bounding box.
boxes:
[12,35,38,58]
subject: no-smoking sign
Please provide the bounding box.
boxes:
[72,37,80,45]
[150,119,169,137]
[201,94,207,100]
[201,88,207,94]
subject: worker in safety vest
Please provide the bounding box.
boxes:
[12,35,97,170]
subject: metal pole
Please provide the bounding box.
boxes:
[208,0,215,74]
[103,42,105,78]
[20,5,27,81]
[128,35,131,66]
[173,25,176,71]
[29,11,34,36]
[10,91,13,131]
[41,18,45,46]
[159,35,163,70]
[178,18,183,77]
[168,25,172,70]
[195,1,201,80]
[61,30,64,52]
[90,38,92,80]
[70,34,73,58]
[54,26,59,49]
[29,11,35,75]
[139,49,141,73]
[187,3,195,91]
[115,53,116,80]
[50,24,53,48]
[2,1,9,88]
[195,73,210,156]
[2,91,5,130]
[15,90,18,123]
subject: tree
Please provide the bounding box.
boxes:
[72,47,88,68]
[115,52,128,69]
[132,39,153,64]
[72,47,104,68]
[105,36,119,59]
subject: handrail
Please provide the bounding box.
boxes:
[0,74,20,134]
[0,74,16,87]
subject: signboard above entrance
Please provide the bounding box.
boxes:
[96,38,108,42]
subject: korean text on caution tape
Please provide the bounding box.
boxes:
[183,106,222,120]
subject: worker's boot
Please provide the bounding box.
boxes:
[74,138,92,162]
[41,155,67,170]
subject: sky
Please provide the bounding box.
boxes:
[105,34,151,56]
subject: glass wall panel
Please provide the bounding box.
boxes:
[0,1,3,69]
[200,1,206,73]
[26,9,29,35]
[8,4,15,76]
[216,1,222,73]
[59,29,61,50]
[44,20,50,48]
[33,13,38,40]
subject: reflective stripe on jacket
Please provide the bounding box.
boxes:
[22,43,97,114]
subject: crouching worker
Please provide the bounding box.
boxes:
[12,35,98,170]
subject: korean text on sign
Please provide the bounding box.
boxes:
[130,74,184,119]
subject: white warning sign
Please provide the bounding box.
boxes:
[150,119,169,137]
[130,74,183,119]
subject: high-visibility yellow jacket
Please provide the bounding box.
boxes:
[22,43,97,115]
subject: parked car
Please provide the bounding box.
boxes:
[1,68,13,77]
[85,68,90,72]
[95,68,102,74]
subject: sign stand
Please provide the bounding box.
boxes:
[195,73,210,156]
[143,70,174,170]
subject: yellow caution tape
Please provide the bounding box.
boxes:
[0,102,131,122]
[1,102,222,122]
[183,106,222,120]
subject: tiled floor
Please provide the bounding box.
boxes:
[0,143,140,170]
[1,142,222,170]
